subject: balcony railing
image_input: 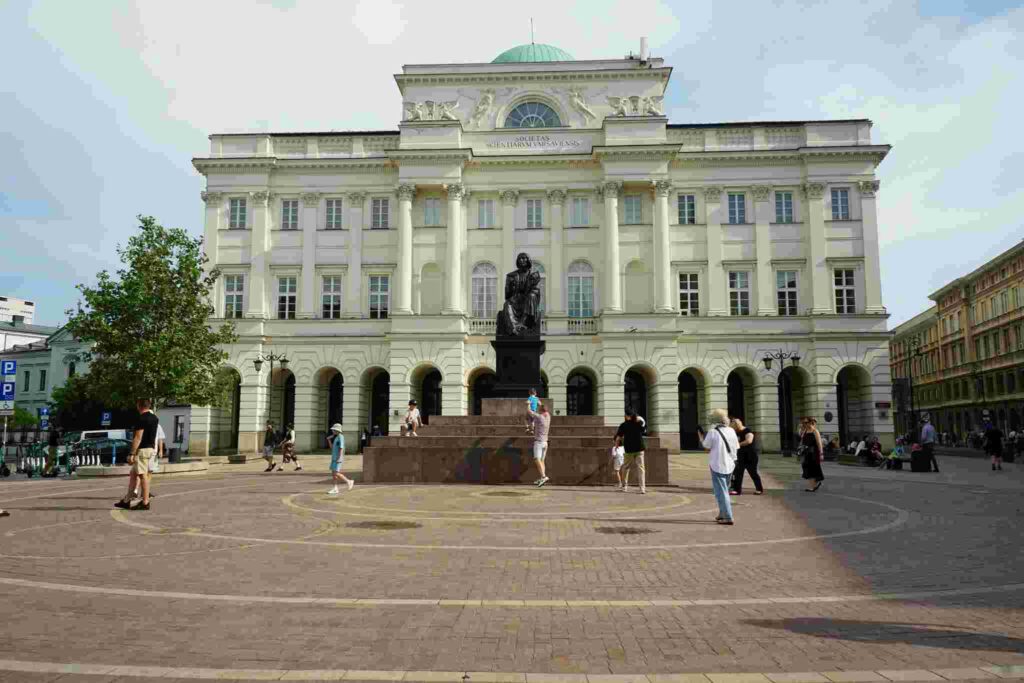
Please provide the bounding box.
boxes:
[567,318,597,335]
[469,319,496,335]
[468,318,595,336]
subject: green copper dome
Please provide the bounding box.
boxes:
[492,43,575,63]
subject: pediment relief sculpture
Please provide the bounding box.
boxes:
[403,100,460,122]
[469,90,495,129]
[568,88,596,124]
[607,95,664,117]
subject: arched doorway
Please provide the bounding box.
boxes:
[370,371,390,435]
[778,367,807,452]
[315,368,344,448]
[624,370,648,419]
[836,365,872,446]
[470,370,497,416]
[678,370,703,449]
[271,369,296,429]
[567,370,594,416]
[421,369,442,425]
[727,372,745,422]
[211,367,241,453]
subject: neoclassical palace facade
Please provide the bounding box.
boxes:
[189,43,894,456]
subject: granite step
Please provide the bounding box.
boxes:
[413,425,622,437]
[428,415,606,427]
[371,435,664,449]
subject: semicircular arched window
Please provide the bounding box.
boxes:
[504,101,562,128]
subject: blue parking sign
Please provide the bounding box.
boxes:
[0,360,15,381]
[0,382,14,401]
[101,411,112,426]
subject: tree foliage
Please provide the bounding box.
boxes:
[65,216,236,409]
[9,405,38,429]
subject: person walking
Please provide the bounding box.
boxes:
[278,423,301,472]
[262,421,278,473]
[401,400,421,437]
[615,408,647,494]
[526,402,552,487]
[729,417,763,495]
[134,421,164,500]
[920,414,939,472]
[701,409,739,525]
[800,417,825,492]
[327,423,354,494]
[984,419,1004,471]
[115,398,159,511]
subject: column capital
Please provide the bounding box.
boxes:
[654,180,673,197]
[347,191,366,203]
[702,186,723,201]
[200,191,223,204]
[858,179,880,197]
[250,190,270,206]
[751,185,771,202]
[601,181,622,198]
[499,189,519,205]
[546,189,567,205]
[301,192,322,207]
[445,183,467,201]
[397,184,417,201]
[801,182,826,199]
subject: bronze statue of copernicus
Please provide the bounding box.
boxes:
[496,252,542,337]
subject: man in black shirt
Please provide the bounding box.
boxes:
[115,398,159,510]
[615,409,647,494]
[985,420,1004,471]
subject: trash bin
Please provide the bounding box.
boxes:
[168,448,181,464]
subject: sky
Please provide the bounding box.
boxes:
[1,0,1022,328]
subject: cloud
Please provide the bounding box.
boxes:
[1,0,1021,329]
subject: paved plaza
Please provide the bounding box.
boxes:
[0,453,1022,683]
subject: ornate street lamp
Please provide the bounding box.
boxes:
[252,352,290,427]
[762,350,801,371]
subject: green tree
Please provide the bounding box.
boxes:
[65,215,236,409]
[9,405,38,429]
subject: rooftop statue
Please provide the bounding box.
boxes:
[496,253,542,337]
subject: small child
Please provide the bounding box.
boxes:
[525,388,540,434]
[401,400,421,437]
[610,443,626,490]
[327,424,354,495]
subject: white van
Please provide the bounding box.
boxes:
[57,429,130,457]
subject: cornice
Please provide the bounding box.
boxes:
[193,157,276,174]
[470,155,599,168]
[670,145,889,168]
[395,68,671,89]
[593,144,681,160]
[386,149,473,163]
[193,157,395,175]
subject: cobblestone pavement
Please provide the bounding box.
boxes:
[0,452,1022,682]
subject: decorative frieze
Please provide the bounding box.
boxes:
[602,181,623,198]
[801,183,825,199]
[751,185,772,202]
[654,180,673,197]
[703,186,723,201]
[348,192,367,203]
[500,189,520,205]
[250,190,270,205]
[301,192,322,207]
[397,184,417,201]
[858,180,880,197]
[445,183,467,201]
[546,189,567,205]
[607,95,664,117]
[403,100,459,122]
[200,191,223,204]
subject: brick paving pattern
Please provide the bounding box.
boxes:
[0,453,1022,682]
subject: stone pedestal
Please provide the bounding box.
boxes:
[481,397,554,416]
[490,337,545,398]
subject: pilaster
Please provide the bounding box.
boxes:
[200,191,223,314]
[395,184,416,315]
[752,185,775,316]
[803,182,831,314]
[300,193,320,318]
[602,181,623,314]
[653,181,674,312]
[292,383,318,452]
[703,187,727,316]
[345,192,366,317]
[500,190,519,280]
[859,180,885,314]
[546,189,566,316]
[341,380,363,455]
[248,191,270,317]
[444,183,466,315]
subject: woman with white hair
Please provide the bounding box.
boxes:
[700,408,740,525]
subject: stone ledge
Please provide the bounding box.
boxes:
[74,461,209,478]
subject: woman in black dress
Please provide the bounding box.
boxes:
[800,416,824,492]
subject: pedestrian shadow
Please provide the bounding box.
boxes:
[565,517,718,525]
[745,617,1024,653]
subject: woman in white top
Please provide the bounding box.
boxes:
[401,400,421,437]
[700,408,740,525]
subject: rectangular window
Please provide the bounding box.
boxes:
[39,369,47,391]
[983,335,991,358]
[423,198,442,226]
[369,275,390,319]
[325,199,343,230]
[281,199,299,230]
[229,198,247,229]
[526,199,543,229]
[677,194,696,225]
[1009,372,1017,394]
[728,271,750,316]
[831,188,850,220]
[322,276,342,320]
[975,338,982,360]
[776,270,798,316]
[23,370,30,390]
[570,197,590,226]
[834,268,856,314]
[1001,291,1009,316]
[994,332,1001,355]
[775,191,794,223]
[678,273,699,316]
[1018,323,1024,350]
[371,198,389,229]
[277,277,297,320]
[1003,329,1011,354]
[478,199,495,229]
[728,193,746,224]
[224,274,244,319]
[623,194,642,224]
[472,273,497,319]
[568,274,594,318]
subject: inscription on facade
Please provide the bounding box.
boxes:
[484,134,588,153]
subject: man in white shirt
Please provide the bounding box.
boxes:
[700,408,739,526]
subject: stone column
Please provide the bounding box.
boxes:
[247,190,270,317]
[546,189,566,316]
[500,190,519,275]
[200,191,223,314]
[859,180,885,314]
[300,193,320,318]
[703,187,727,316]
[292,382,318,452]
[752,185,775,316]
[654,181,674,312]
[341,379,362,455]
[345,192,365,317]
[602,181,623,314]
[443,183,466,315]
[395,184,416,315]
[803,183,831,314]
[650,378,681,452]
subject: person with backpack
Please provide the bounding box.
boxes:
[700,408,739,525]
